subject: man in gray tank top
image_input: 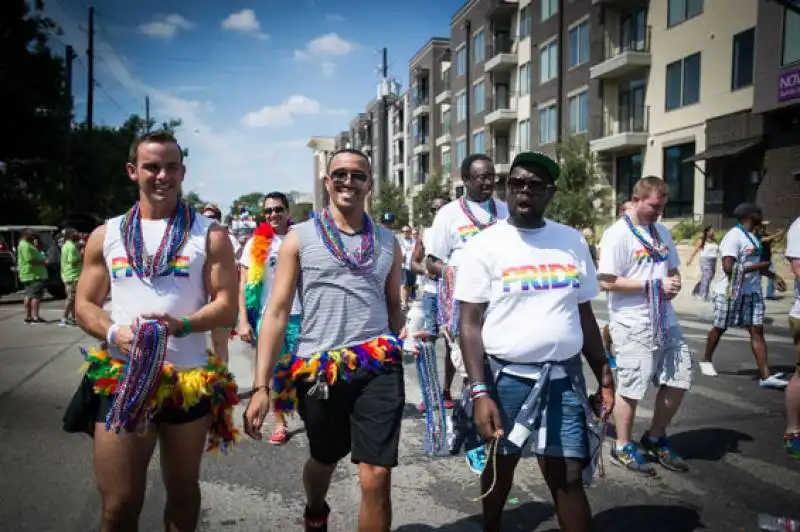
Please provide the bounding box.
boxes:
[243,149,405,532]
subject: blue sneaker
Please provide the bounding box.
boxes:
[609,442,656,476]
[640,432,689,472]
[465,445,488,474]
[607,352,616,370]
[785,431,800,460]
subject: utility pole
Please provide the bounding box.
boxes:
[86,5,95,129]
[145,96,151,130]
[556,0,564,146]
[65,45,77,216]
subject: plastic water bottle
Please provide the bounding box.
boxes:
[403,301,425,352]
[758,514,800,531]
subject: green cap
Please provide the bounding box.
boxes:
[510,151,560,183]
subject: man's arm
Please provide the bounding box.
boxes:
[410,234,427,275]
[385,239,404,336]
[237,265,250,330]
[460,301,488,384]
[75,226,112,340]
[254,231,300,388]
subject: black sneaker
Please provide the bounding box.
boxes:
[24,318,33,325]
[304,502,330,532]
[640,432,689,472]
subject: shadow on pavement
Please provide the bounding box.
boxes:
[667,427,753,461]
[592,504,704,531]
[729,366,797,380]
[393,501,554,531]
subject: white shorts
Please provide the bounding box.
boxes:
[610,321,693,401]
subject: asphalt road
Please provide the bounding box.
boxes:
[0,299,798,532]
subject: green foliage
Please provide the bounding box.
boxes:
[182,191,207,211]
[371,181,409,228]
[670,218,703,242]
[546,136,609,230]
[290,202,313,223]
[229,192,265,220]
[411,172,448,228]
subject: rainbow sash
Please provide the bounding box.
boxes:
[244,223,275,336]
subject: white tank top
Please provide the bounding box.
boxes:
[103,213,213,368]
[700,241,719,258]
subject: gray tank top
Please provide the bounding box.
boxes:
[293,218,395,359]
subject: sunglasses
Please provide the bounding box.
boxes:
[263,206,286,215]
[507,177,556,194]
[329,170,369,184]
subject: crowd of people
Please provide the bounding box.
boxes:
[30,127,796,532]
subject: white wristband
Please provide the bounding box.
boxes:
[106,324,120,346]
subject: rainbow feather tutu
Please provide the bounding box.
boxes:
[80,347,240,453]
[271,335,402,413]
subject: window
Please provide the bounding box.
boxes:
[473,131,485,154]
[539,104,557,145]
[665,52,701,110]
[662,142,696,217]
[668,0,703,27]
[620,8,647,52]
[541,0,558,21]
[473,81,485,114]
[732,28,755,90]
[441,68,450,91]
[519,62,530,96]
[518,119,530,151]
[568,21,589,68]
[539,41,558,84]
[782,8,800,66]
[442,108,451,132]
[456,46,466,77]
[456,91,467,123]
[456,139,467,167]
[473,29,485,64]
[441,149,451,175]
[568,90,588,134]
[519,6,531,39]
[615,153,643,204]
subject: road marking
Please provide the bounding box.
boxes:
[689,384,770,415]
[723,453,800,495]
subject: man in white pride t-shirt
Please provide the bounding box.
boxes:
[456,151,614,532]
[237,192,303,446]
[784,215,800,459]
[425,154,509,375]
[700,202,788,389]
[598,176,692,477]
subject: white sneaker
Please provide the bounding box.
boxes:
[699,361,718,377]
[759,373,789,389]
[58,319,68,328]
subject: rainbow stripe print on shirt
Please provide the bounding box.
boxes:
[456,224,480,243]
[170,256,190,277]
[110,256,190,280]
[633,247,655,263]
[501,263,581,293]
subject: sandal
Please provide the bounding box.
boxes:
[268,425,289,445]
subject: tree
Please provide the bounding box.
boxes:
[228,192,264,221]
[290,202,313,223]
[182,191,207,211]
[411,172,448,228]
[546,136,610,230]
[371,182,409,228]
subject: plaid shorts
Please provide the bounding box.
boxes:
[712,292,765,329]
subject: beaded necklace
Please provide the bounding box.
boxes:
[623,214,669,263]
[736,224,762,255]
[727,224,760,300]
[458,197,498,230]
[314,207,378,271]
[120,201,194,280]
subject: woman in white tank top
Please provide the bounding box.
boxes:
[687,225,719,301]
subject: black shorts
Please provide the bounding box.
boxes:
[23,280,46,299]
[401,269,417,287]
[297,365,405,467]
[63,375,211,436]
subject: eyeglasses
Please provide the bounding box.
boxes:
[263,206,286,215]
[469,173,497,184]
[507,177,555,194]
[329,170,369,184]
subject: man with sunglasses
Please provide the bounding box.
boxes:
[237,191,302,446]
[456,152,613,532]
[243,149,404,532]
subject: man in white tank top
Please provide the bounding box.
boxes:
[66,131,240,531]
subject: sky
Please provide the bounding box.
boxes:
[45,0,464,210]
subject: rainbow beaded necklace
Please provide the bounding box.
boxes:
[623,214,669,262]
[313,207,379,271]
[120,200,194,279]
[458,197,498,230]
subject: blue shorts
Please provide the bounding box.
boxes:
[422,291,439,336]
[493,372,588,460]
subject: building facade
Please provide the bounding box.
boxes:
[306,136,336,211]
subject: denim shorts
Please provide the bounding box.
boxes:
[493,372,588,459]
[422,291,439,336]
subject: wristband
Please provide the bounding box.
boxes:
[470,383,490,397]
[106,324,120,346]
[174,317,192,338]
[251,384,269,395]
[471,391,490,401]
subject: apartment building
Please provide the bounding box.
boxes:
[388,91,409,194]
[306,136,336,211]
[408,37,451,195]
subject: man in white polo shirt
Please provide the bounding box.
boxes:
[456,151,614,532]
[784,215,800,459]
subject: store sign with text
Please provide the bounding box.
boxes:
[779,67,800,102]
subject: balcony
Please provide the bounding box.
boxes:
[487,0,518,17]
[435,78,451,105]
[412,96,430,117]
[590,27,651,80]
[490,144,513,174]
[590,106,650,153]
[484,38,516,73]
[485,93,517,127]
[435,132,451,147]
[392,121,404,140]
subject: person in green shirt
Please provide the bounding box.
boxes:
[60,228,83,327]
[17,229,49,324]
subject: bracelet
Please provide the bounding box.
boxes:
[106,324,119,346]
[251,384,269,394]
[174,317,192,338]
[470,383,490,397]
[471,391,490,401]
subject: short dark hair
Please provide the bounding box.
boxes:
[264,191,290,209]
[460,153,492,180]
[326,149,372,173]
[128,130,183,165]
[63,228,79,240]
